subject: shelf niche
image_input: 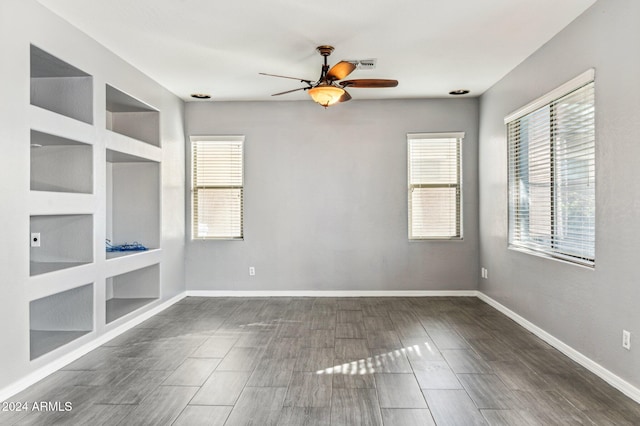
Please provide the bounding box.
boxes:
[106,149,160,258]
[31,130,93,194]
[30,45,93,124]
[30,283,93,360]
[106,264,159,323]
[30,214,93,276]
[106,84,160,147]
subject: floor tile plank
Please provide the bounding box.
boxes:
[225,386,287,426]
[413,360,462,389]
[375,373,427,408]
[216,347,263,371]
[277,407,331,426]
[191,336,238,358]
[173,405,232,426]
[284,372,332,407]
[161,357,220,386]
[190,371,252,405]
[380,408,436,426]
[457,374,516,409]
[331,388,383,426]
[424,389,488,426]
[117,385,198,426]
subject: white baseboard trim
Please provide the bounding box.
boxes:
[477,292,640,404]
[186,290,479,298]
[0,292,186,403]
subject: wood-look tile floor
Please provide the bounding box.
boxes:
[2,297,640,425]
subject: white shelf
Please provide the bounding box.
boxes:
[105,248,161,277]
[30,45,93,124]
[27,263,97,303]
[30,283,93,360]
[30,214,93,276]
[30,130,93,194]
[106,251,146,260]
[106,84,159,147]
[105,132,162,163]
[30,105,94,144]
[29,191,95,216]
[106,264,159,324]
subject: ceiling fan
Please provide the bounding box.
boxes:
[260,45,398,108]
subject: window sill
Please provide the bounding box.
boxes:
[508,245,594,269]
[409,237,464,242]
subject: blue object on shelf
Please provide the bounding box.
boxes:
[106,239,148,252]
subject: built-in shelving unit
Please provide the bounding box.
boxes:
[106,264,160,323]
[30,130,93,194]
[24,44,164,374]
[29,283,94,360]
[30,45,93,124]
[106,84,160,147]
[30,214,93,276]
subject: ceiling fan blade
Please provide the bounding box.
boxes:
[326,61,356,81]
[340,79,398,88]
[339,90,352,103]
[260,72,313,84]
[271,87,308,96]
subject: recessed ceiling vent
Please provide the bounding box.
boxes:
[346,59,377,70]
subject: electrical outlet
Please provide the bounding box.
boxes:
[249,266,255,276]
[31,232,41,247]
[622,330,631,350]
[480,267,488,279]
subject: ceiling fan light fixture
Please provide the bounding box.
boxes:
[308,84,345,107]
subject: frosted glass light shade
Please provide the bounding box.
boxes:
[308,84,345,107]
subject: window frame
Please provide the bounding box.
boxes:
[190,135,245,241]
[505,69,595,267]
[407,132,464,241]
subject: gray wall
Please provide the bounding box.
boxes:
[479,0,640,389]
[185,98,479,291]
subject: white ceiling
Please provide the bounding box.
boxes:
[38,0,596,102]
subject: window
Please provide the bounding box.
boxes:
[191,136,244,239]
[407,132,463,239]
[506,70,595,266]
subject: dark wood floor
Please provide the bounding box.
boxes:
[2,297,639,425]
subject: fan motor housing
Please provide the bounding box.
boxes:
[316,45,335,57]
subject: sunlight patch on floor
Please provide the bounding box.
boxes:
[316,341,435,375]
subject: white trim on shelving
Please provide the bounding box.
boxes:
[104,249,162,277]
[186,290,479,297]
[0,292,186,403]
[29,106,95,145]
[476,292,640,404]
[29,192,96,216]
[105,131,162,163]
[27,264,96,302]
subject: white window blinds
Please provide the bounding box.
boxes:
[507,71,595,266]
[408,133,463,239]
[191,136,244,239]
